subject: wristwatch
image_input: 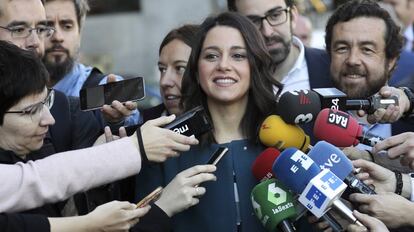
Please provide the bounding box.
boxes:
[399,87,414,119]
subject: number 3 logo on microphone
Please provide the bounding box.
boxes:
[294,113,313,124]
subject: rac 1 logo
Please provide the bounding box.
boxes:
[327,110,349,128]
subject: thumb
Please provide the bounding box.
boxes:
[357,110,366,117]
[106,74,117,83]
[148,115,176,127]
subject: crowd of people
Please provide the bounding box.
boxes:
[0,0,414,231]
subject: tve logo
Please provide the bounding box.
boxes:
[319,153,341,170]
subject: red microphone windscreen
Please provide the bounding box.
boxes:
[313,109,363,147]
[252,148,281,181]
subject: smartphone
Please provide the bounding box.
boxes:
[163,106,212,137]
[80,77,145,111]
[207,147,229,165]
[136,186,163,208]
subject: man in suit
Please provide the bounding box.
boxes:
[228,0,333,93]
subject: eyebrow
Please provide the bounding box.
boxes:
[333,39,377,48]
[203,46,246,51]
[247,6,284,18]
[7,21,29,27]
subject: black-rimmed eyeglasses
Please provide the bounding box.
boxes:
[247,7,291,29]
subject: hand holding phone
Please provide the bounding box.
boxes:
[136,186,163,208]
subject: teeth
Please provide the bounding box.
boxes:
[346,74,363,79]
[214,78,236,84]
[166,96,179,100]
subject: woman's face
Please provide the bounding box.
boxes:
[198,25,251,104]
[158,39,192,115]
[0,88,55,155]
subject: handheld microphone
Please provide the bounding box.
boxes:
[278,90,322,124]
[163,106,212,137]
[308,141,376,195]
[273,148,363,226]
[259,115,311,152]
[252,148,281,181]
[251,179,297,232]
[313,109,384,147]
[345,95,399,114]
[280,88,399,125]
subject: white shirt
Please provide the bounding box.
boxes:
[279,36,310,94]
[404,25,413,52]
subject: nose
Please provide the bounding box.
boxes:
[260,19,275,38]
[160,68,176,89]
[50,27,64,43]
[218,55,231,71]
[346,48,362,66]
[25,30,40,51]
[39,107,56,127]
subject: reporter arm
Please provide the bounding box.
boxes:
[130,204,171,232]
[0,137,142,213]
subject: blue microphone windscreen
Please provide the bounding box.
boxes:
[307,141,353,180]
[272,148,320,193]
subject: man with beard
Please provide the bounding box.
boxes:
[42,0,138,125]
[326,0,414,172]
[0,0,101,151]
[227,0,333,94]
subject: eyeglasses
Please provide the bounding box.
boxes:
[0,25,55,39]
[5,89,55,121]
[247,7,290,29]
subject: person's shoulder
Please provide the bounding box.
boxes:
[304,47,328,58]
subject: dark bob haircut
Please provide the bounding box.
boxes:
[0,41,49,125]
[181,12,282,143]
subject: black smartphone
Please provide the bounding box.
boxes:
[80,77,145,111]
[207,147,229,165]
[163,106,212,137]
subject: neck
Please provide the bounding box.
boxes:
[0,142,28,160]
[273,43,300,82]
[208,97,248,144]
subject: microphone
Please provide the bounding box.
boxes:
[308,141,376,195]
[163,106,212,136]
[278,90,322,124]
[279,88,398,124]
[252,148,281,181]
[259,115,311,152]
[313,108,384,147]
[258,148,343,231]
[273,148,363,226]
[251,178,297,232]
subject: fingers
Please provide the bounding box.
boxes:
[128,205,151,219]
[179,165,217,178]
[147,115,176,127]
[110,100,134,116]
[349,193,373,205]
[168,133,199,148]
[104,126,114,142]
[352,159,377,172]
[119,127,127,138]
[372,135,402,156]
[352,210,377,230]
[193,186,206,197]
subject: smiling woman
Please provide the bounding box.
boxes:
[136,12,283,232]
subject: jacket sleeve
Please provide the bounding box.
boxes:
[0,138,142,213]
[130,203,171,232]
[0,213,50,232]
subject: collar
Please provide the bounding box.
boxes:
[0,148,25,164]
[287,36,306,77]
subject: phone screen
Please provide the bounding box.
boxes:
[80,77,145,111]
[136,186,163,208]
[207,147,229,165]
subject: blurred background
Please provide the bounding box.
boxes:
[79,0,342,108]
